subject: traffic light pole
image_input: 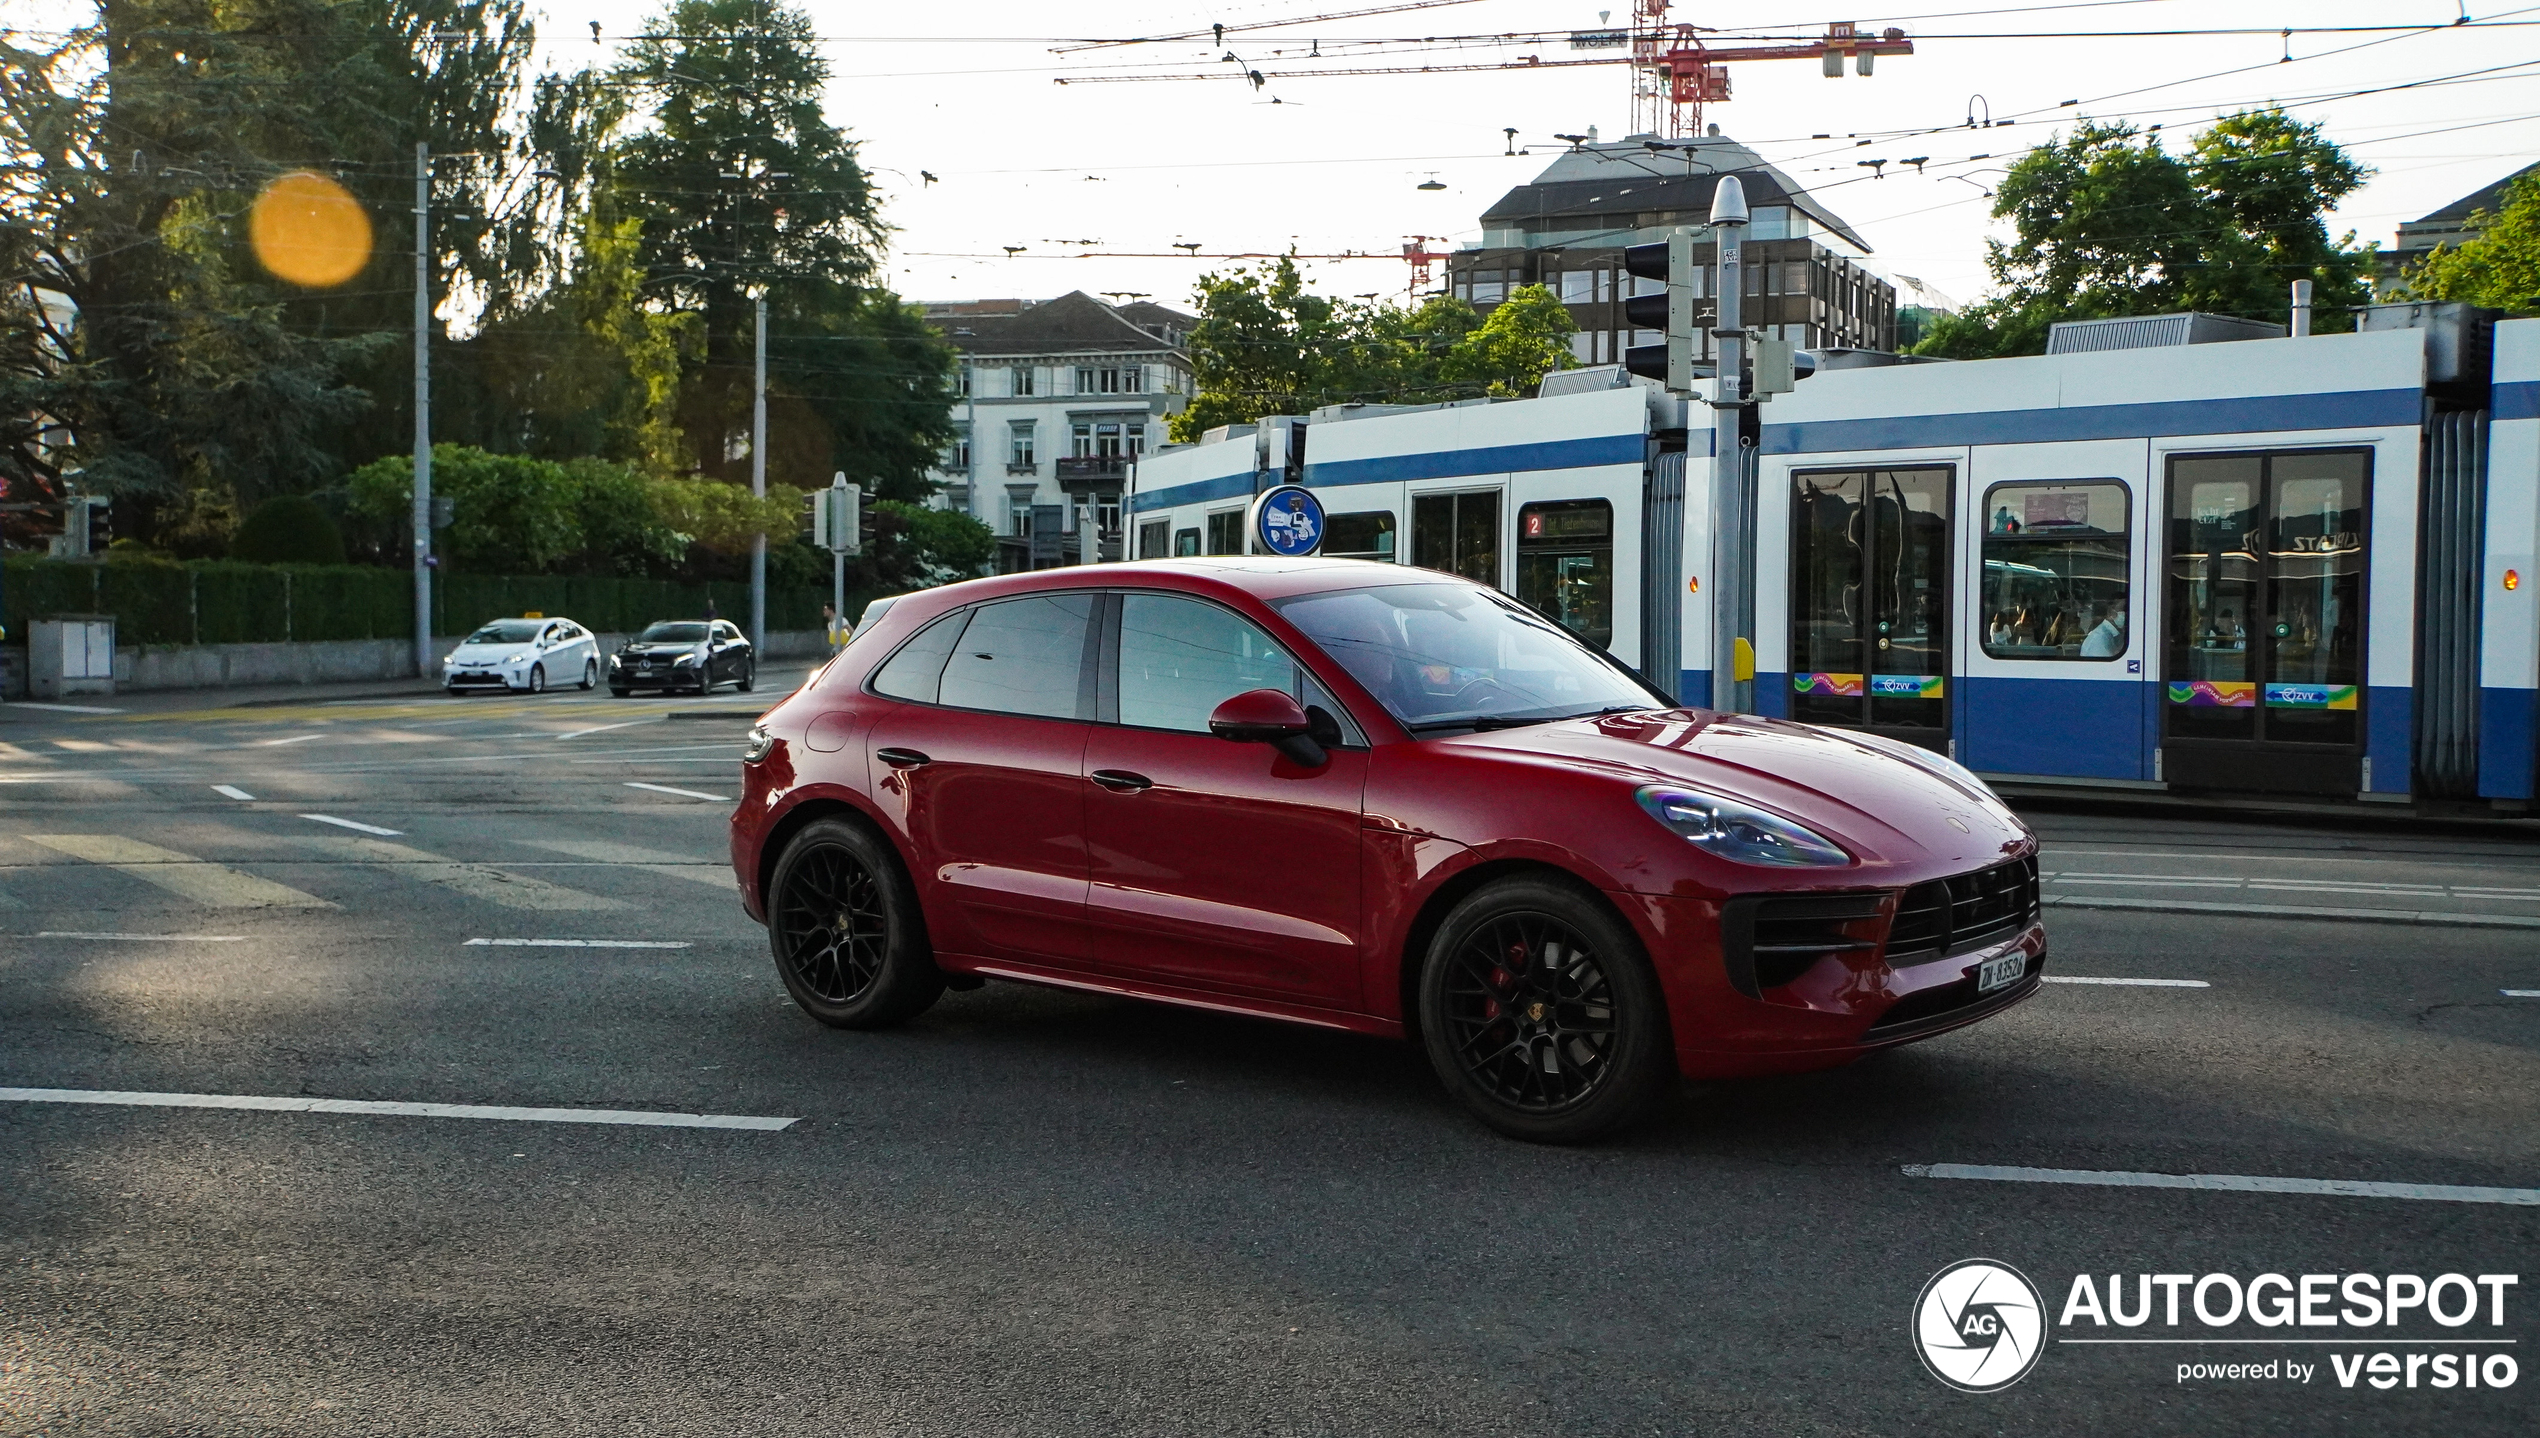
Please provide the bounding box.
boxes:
[750,297,767,656]
[1709,177,1755,716]
[411,141,434,679]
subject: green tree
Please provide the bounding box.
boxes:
[230,494,345,564]
[1915,113,2372,358]
[2404,172,2540,315]
[605,0,957,501]
[1173,261,1574,441]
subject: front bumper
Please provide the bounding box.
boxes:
[444,671,517,690]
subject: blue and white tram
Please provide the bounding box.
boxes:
[1125,313,2540,811]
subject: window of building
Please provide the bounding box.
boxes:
[1073,365,1143,395]
[1128,423,1147,457]
[944,428,970,472]
[1981,480,2132,662]
[1628,272,1663,299]
[1096,494,1121,533]
[1325,510,1396,561]
[1174,527,1200,557]
[1568,332,1594,364]
[1205,508,1244,555]
[1559,270,1595,304]
[1472,272,1505,304]
[1008,421,1035,467]
[1138,519,1170,558]
[955,366,971,398]
[1010,365,1034,397]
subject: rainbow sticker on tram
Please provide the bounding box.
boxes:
[1792,673,1865,697]
[2166,680,2258,707]
[2263,683,2358,710]
[1869,674,1945,699]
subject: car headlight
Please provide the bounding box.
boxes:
[673,652,698,666]
[743,725,775,764]
[1635,785,1852,868]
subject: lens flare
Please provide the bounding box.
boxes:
[249,171,372,288]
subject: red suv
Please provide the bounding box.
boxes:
[732,559,2043,1142]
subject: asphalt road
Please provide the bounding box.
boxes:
[2,681,2535,1436]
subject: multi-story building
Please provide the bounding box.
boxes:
[921,291,1195,571]
[1446,134,1896,363]
[2380,160,2539,294]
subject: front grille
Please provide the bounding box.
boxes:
[1865,948,2049,1037]
[1883,856,2039,966]
[1719,891,1888,997]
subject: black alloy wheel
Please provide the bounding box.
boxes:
[1418,877,1674,1143]
[736,658,754,693]
[768,818,945,1028]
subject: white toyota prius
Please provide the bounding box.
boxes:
[441,617,600,694]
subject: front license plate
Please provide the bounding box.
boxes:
[1976,952,2027,994]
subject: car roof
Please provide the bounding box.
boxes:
[893,557,1472,618]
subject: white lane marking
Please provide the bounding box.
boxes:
[2041,894,2540,930]
[295,835,627,911]
[20,835,335,909]
[2043,976,2211,988]
[299,814,403,836]
[2504,989,2540,998]
[555,718,661,739]
[211,785,255,801]
[7,702,124,715]
[35,931,247,942]
[259,734,326,747]
[0,1086,794,1131]
[515,838,736,890]
[464,937,694,948]
[1905,1162,2540,1206]
[624,782,730,802]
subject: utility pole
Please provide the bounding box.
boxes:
[411,141,434,678]
[749,296,768,654]
[1708,175,1754,714]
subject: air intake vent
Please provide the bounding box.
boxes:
[1720,891,1888,998]
[1883,857,2040,967]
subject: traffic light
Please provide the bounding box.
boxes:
[82,495,110,554]
[805,477,863,554]
[1621,228,1700,395]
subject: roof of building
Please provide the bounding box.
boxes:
[1476,135,1873,253]
[2393,160,2540,252]
[920,290,1194,357]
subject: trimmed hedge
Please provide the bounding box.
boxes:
[2,556,856,648]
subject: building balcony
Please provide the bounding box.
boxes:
[1055,455,1130,488]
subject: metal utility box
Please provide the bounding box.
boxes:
[30,616,116,699]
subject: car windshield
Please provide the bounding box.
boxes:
[638,622,710,642]
[1273,581,1658,731]
[465,620,544,644]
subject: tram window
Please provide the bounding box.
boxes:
[1204,509,1244,555]
[1137,519,1169,559]
[1325,510,1397,561]
[1515,499,1614,649]
[1979,481,2131,661]
[1173,527,1200,557]
[1412,490,1502,586]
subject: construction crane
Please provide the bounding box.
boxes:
[1058,6,1912,139]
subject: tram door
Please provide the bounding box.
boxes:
[2162,449,2368,794]
[1788,466,1953,749]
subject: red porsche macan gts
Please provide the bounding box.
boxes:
[732,558,2044,1143]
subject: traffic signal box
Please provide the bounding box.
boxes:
[803,480,863,554]
[1620,230,1700,396]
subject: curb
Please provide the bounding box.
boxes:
[2043,893,2540,930]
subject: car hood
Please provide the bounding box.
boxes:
[1450,709,2032,870]
[450,643,528,659]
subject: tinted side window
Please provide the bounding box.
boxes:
[871,609,972,705]
[938,594,1096,719]
[1116,594,1359,743]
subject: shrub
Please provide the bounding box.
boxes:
[229,495,346,565]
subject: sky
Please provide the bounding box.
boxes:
[23,1,2539,317]
[536,0,2539,317]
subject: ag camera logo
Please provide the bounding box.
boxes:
[1915,1258,2047,1392]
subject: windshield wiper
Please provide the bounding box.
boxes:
[1408,705,1646,734]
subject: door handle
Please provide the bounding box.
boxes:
[1089,769,1152,793]
[876,747,931,769]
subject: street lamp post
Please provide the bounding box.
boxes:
[750,296,767,655]
[411,141,433,679]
